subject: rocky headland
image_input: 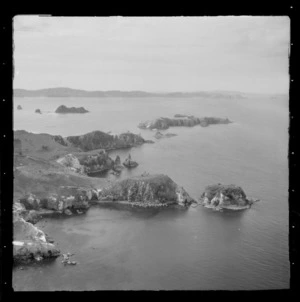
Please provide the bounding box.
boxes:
[97,174,195,207]
[55,105,89,114]
[138,115,232,130]
[199,184,259,211]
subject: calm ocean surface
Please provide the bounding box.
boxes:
[13,95,289,290]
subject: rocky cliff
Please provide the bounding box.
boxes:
[138,116,232,130]
[199,184,259,211]
[98,174,195,207]
[13,207,60,264]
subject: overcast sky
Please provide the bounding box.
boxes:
[13,16,290,93]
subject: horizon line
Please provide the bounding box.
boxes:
[13,87,288,95]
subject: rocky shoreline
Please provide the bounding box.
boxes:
[13,123,259,265]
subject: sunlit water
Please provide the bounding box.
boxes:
[13,95,289,290]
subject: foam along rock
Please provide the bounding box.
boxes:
[123,153,138,168]
[200,184,259,211]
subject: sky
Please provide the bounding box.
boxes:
[13,16,290,93]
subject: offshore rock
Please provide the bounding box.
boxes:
[98,174,195,207]
[199,184,259,211]
[35,109,42,114]
[17,105,22,110]
[55,105,89,114]
[123,154,138,168]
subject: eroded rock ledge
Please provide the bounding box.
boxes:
[199,184,259,211]
[138,115,232,130]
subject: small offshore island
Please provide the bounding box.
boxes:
[13,113,257,265]
[55,105,89,114]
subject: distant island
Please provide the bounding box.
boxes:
[139,115,232,130]
[55,105,89,114]
[14,87,247,99]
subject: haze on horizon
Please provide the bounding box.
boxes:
[13,16,290,94]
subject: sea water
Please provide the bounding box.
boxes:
[13,95,289,290]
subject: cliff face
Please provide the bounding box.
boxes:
[13,210,60,264]
[98,174,195,207]
[66,131,147,152]
[138,116,232,130]
[55,105,89,113]
[200,184,256,210]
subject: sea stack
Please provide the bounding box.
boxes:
[123,153,138,168]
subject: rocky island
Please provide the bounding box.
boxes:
[55,105,89,114]
[138,115,232,130]
[199,184,259,211]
